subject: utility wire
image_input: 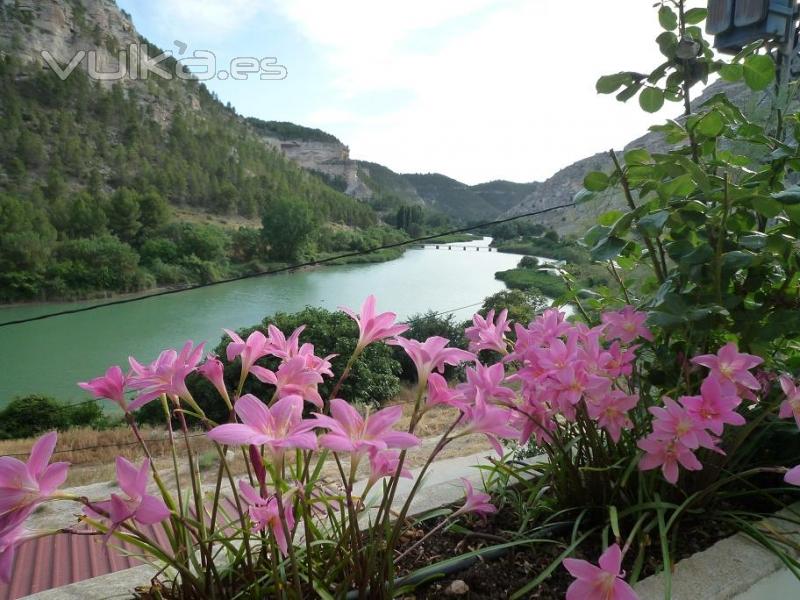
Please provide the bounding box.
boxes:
[0,296,497,454]
[0,203,575,328]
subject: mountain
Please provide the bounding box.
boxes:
[502,77,762,237]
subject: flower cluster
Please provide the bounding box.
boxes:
[4,295,799,599]
[637,343,761,484]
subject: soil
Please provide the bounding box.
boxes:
[395,506,740,599]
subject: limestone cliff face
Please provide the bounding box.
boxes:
[1,0,138,84]
[272,139,372,200]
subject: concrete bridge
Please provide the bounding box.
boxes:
[417,244,496,252]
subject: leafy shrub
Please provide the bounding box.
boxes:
[0,395,104,440]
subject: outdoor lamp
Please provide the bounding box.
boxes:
[707,0,796,53]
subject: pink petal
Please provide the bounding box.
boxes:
[613,579,640,600]
[270,395,302,428]
[785,466,800,486]
[565,579,597,600]
[364,405,403,437]
[598,543,622,575]
[234,395,271,429]
[115,457,141,496]
[563,558,602,580]
[330,399,363,436]
[134,494,171,524]
[207,424,260,446]
[0,541,16,584]
[382,432,419,449]
[38,462,69,496]
[27,432,57,476]
[250,366,277,384]
[318,433,356,453]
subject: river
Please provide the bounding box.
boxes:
[0,238,521,406]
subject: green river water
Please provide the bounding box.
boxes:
[0,238,520,406]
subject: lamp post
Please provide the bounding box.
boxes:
[707,0,799,83]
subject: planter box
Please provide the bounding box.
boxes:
[635,504,800,599]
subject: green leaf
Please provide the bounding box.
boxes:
[743,54,776,91]
[772,186,800,205]
[662,174,695,197]
[658,6,678,30]
[584,171,610,192]
[684,7,708,24]
[785,204,800,226]
[722,251,754,271]
[584,224,611,248]
[624,148,651,165]
[751,196,783,217]
[598,210,625,227]
[719,63,743,82]
[617,82,643,102]
[596,72,632,94]
[656,32,679,58]
[637,211,670,236]
[639,87,665,113]
[591,236,627,261]
[574,188,596,204]
[696,111,725,137]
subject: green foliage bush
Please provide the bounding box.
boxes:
[0,395,105,440]
[140,307,402,425]
[494,267,568,298]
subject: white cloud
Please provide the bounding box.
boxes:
[273,0,706,184]
[154,0,271,38]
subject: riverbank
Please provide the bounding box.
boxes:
[0,242,519,404]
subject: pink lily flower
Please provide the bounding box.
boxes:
[587,390,638,443]
[601,305,654,344]
[563,543,639,600]
[0,518,32,584]
[454,478,496,517]
[251,356,326,409]
[681,377,744,436]
[0,431,68,517]
[457,362,515,406]
[637,434,702,484]
[779,374,800,429]
[367,449,412,487]
[238,481,295,556]
[426,373,466,409]
[78,365,129,412]
[340,295,409,350]
[649,398,718,451]
[314,399,419,455]
[198,355,230,404]
[465,309,511,354]
[459,400,519,455]
[265,324,306,360]
[526,308,573,344]
[297,343,336,378]
[207,394,318,455]
[87,457,170,527]
[691,342,763,395]
[605,342,639,378]
[223,328,271,380]
[516,398,556,446]
[128,341,204,409]
[785,465,800,486]
[391,336,475,382]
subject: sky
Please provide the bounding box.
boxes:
[117,0,706,185]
